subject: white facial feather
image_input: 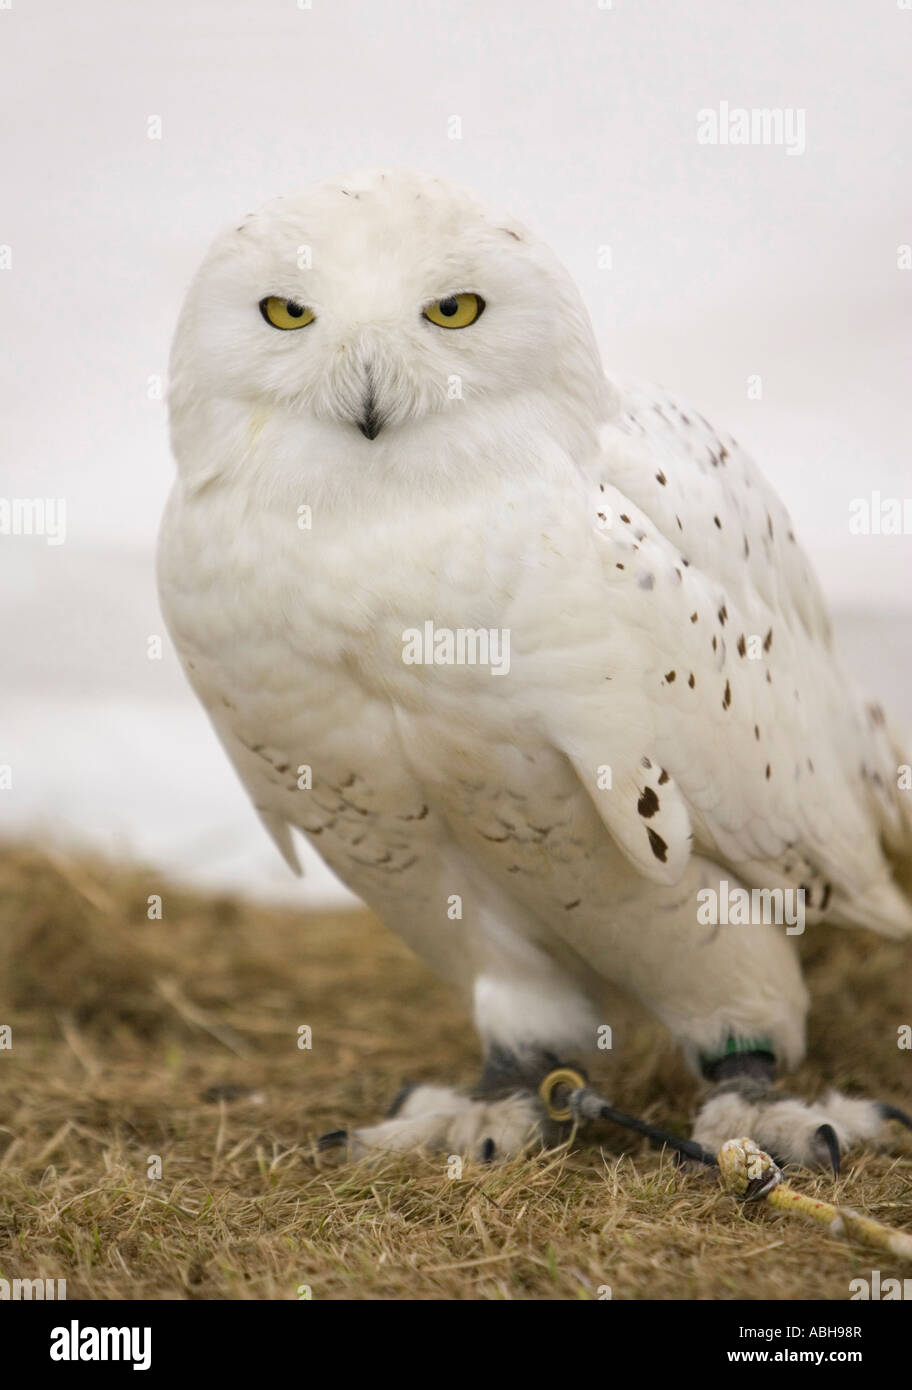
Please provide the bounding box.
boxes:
[169,167,611,510]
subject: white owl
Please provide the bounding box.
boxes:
[158,168,912,1168]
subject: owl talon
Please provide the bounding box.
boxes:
[879,1103,912,1133]
[317,1128,349,1151]
[814,1123,840,1177]
[694,1078,905,1170]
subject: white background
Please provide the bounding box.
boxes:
[1,0,910,904]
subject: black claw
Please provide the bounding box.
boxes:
[387,1083,416,1118]
[479,1136,496,1163]
[815,1123,840,1176]
[317,1129,349,1152]
[879,1103,912,1134]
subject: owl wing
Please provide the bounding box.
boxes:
[551,376,912,938]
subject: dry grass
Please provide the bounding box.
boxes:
[0,842,910,1300]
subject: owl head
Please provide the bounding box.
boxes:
[169,168,610,496]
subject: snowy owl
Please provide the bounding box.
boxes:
[158,167,912,1169]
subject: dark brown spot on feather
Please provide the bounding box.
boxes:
[638,786,660,818]
[647,827,668,862]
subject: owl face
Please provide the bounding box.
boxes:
[170,168,606,469]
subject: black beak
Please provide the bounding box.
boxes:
[357,388,381,440]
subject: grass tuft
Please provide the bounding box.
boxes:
[0,842,910,1299]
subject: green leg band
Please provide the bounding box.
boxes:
[699,1036,775,1070]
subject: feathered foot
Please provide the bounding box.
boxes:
[693,1050,912,1174]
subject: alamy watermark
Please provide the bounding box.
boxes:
[0,497,66,545]
[50,1321,151,1370]
[697,102,806,156]
[849,492,912,535]
[697,881,806,935]
[850,1270,912,1300]
[0,1277,66,1299]
[402,621,511,676]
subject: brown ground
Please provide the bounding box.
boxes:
[0,843,910,1300]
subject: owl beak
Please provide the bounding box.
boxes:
[357,384,382,440]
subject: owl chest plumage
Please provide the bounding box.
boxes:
[159,398,912,947]
[158,471,607,867]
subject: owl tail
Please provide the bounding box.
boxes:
[844,706,912,938]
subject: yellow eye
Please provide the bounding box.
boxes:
[423,293,485,329]
[259,296,315,330]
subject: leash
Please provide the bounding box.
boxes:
[538,1068,912,1261]
[538,1068,718,1167]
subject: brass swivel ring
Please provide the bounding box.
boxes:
[538,1067,587,1122]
